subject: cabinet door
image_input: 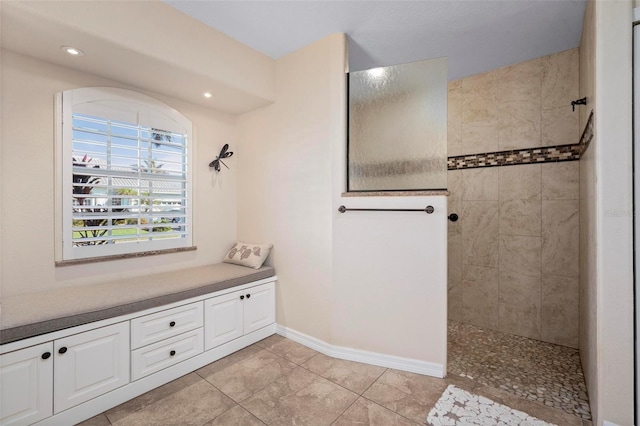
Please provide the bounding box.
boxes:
[204,291,244,350]
[54,322,129,413]
[0,342,53,426]
[243,283,275,335]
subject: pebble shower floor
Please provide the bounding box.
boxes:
[448,321,591,420]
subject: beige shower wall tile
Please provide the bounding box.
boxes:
[448,230,462,289]
[449,79,462,92]
[463,262,499,283]
[541,48,579,109]
[448,170,462,201]
[499,235,542,277]
[498,111,541,150]
[461,122,500,155]
[541,274,579,348]
[498,57,542,83]
[448,283,463,322]
[499,164,541,201]
[462,70,499,124]
[499,75,541,104]
[448,199,461,238]
[462,201,499,267]
[448,80,463,156]
[498,75,541,150]
[541,106,580,146]
[542,161,579,200]
[499,199,541,236]
[498,270,541,339]
[542,200,579,278]
[499,270,542,308]
[462,265,499,330]
[499,316,542,345]
[461,167,499,201]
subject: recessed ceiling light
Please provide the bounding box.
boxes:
[61,46,84,56]
[203,92,213,98]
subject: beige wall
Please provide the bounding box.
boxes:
[578,0,598,422]
[591,1,634,424]
[447,49,581,348]
[1,51,238,297]
[238,33,448,369]
[2,1,276,114]
[237,34,341,343]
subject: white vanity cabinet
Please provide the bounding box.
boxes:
[0,276,276,426]
[0,342,53,426]
[204,282,275,350]
[54,322,130,413]
[0,322,129,425]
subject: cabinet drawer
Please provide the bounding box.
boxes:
[131,302,203,350]
[131,328,204,381]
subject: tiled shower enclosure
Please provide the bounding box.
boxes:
[446,48,581,348]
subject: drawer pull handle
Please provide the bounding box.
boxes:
[240,295,245,300]
[170,350,176,357]
[41,352,51,360]
[169,321,176,327]
[246,294,251,299]
[58,347,67,355]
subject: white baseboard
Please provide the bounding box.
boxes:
[276,324,444,378]
[603,422,622,426]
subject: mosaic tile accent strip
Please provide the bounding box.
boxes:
[426,385,556,426]
[447,145,581,170]
[448,321,591,420]
[447,110,594,170]
[577,110,594,155]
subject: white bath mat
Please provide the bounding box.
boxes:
[426,385,557,426]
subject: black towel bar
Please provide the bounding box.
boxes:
[338,205,434,214]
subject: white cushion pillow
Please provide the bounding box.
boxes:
[223,241,273,269]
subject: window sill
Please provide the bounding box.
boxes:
[55,246,197,267]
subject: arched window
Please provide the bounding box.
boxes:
[57,87,193,261]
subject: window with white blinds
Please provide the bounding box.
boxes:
[59,87,193,260]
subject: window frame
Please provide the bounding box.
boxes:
[56,87,194,262]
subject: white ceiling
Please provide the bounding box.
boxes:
[165,0,587,80]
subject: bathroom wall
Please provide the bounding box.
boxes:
[1,51,239,297]
[238,33,448,372]
[578,0,598,420]
[447,48,581,348]
[584,1,635,424]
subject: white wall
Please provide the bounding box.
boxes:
[238,33,448,371]
[1,51,238,297]
[592,1,634,424]
[331,196,447,367]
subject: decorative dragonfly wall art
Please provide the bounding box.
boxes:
[209,144,233,172]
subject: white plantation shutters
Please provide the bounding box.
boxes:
[60,88,193,260]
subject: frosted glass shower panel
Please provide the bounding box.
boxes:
[348,58,448,191]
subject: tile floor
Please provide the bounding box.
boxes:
[79,331,592,426]
[448,321,591,420]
